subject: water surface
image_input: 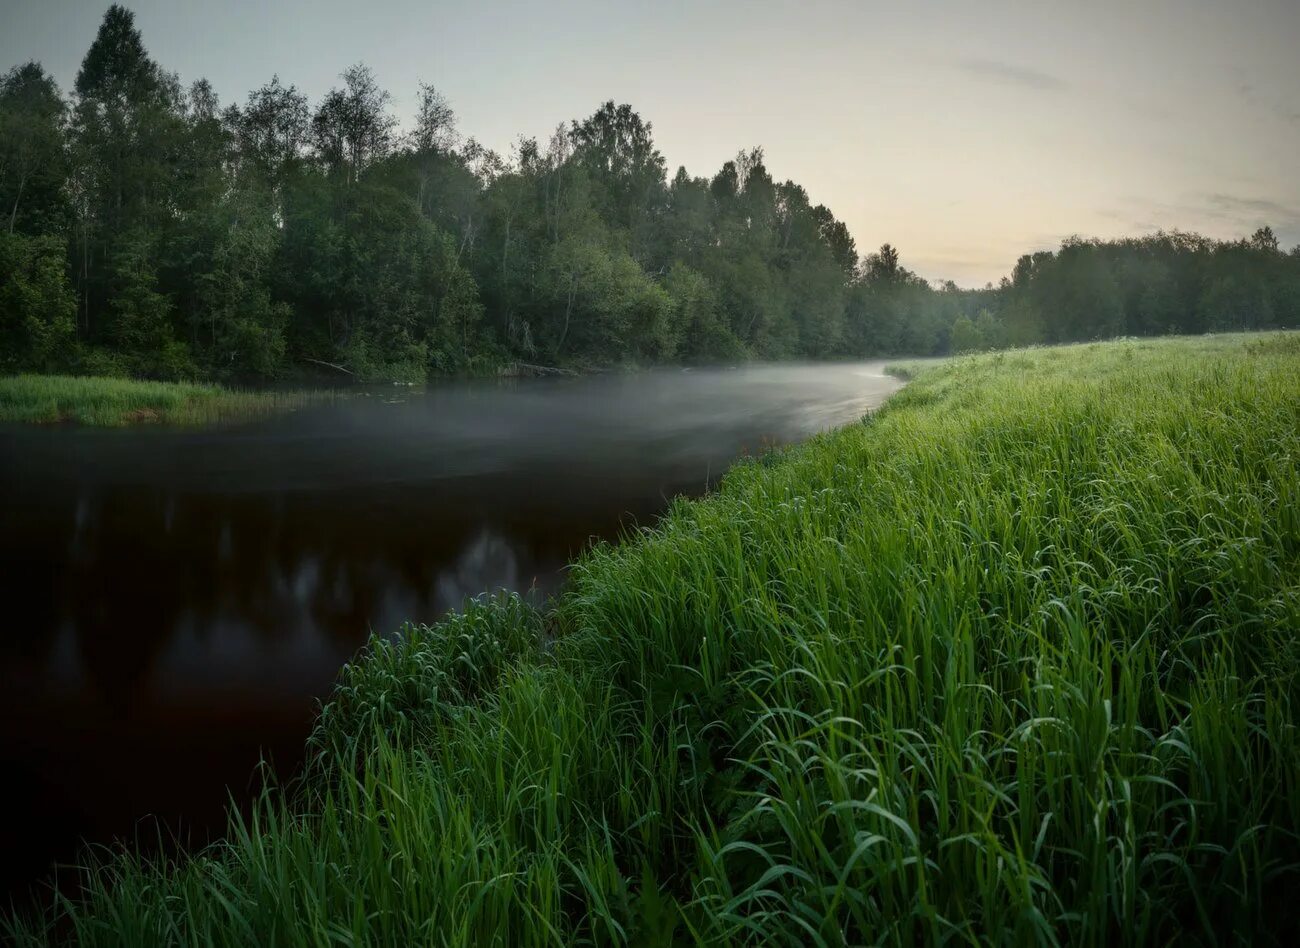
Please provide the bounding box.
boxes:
[0,362,900,896]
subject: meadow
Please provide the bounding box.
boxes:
[6,333,1298,945]
[0,374,322,426]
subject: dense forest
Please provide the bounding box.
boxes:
[2,6,1299,381]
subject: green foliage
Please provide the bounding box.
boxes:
[309,592,545,766]
[0,231,75,370]
[1197,274,1274,331]
[0,62,69,235]
[949,312,983,352]
[340,188,480,377]
[104,233,193,379]
[0,373,321,425]
[666,262,746,362]
[569,100,667,244]
[8,334,1300,944]
[539,237,674,361]
[2,7,1299,379]
[997,232,1300,347]
[974,308,1004,348]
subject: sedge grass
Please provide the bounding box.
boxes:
[5,332,1299,945]
[0,374,324,426]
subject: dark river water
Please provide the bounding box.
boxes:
[0,362,900,899]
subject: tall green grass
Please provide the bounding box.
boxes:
[0,374,322,426]
[6,333,1299,945]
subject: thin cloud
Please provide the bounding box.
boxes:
[959,59,1068,92]
[1205,193,1299,224]
[1106,194,1300,249]
[1232,72,1300,126]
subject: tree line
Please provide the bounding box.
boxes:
[2,5,1298,380]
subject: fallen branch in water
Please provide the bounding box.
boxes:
[303,358,355,377]
[502,362,578,378]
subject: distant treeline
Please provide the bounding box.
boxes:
[2,6,1298,380]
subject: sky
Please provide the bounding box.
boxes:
[3,0,1298,286]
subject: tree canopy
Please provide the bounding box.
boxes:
[1,6,1298,380]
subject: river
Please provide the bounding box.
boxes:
[0,361,901,897]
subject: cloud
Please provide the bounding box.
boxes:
[959,59,1068,92]
[1203,194,1300,246]
[1232,72,1300,126]
[1104,193,1300,249]
[1204,193,1298,222]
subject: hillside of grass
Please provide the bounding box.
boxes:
[7,333,1299,945]
[0,374,321,426]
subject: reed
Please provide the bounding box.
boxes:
[0,374,324,426]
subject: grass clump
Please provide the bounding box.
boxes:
[0,374,320,426]
[6,333,1300,945]
[309,592,548,766]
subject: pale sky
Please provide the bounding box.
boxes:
[3,0,1298,286]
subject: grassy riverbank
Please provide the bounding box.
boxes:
[0,374,322,426]
[8,333,1300,944]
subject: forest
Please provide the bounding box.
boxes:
[2,5,1299,381]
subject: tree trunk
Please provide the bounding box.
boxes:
[81,222,90,336]
[501,215,512,286]
[555,275,576,356]
[7,170,28,234]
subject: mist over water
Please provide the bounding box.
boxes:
[0,362,899,896]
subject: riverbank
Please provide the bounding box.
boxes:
[0,374,324,426]
[7,333,1300,944]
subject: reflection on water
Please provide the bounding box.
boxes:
[0,362,900,896]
